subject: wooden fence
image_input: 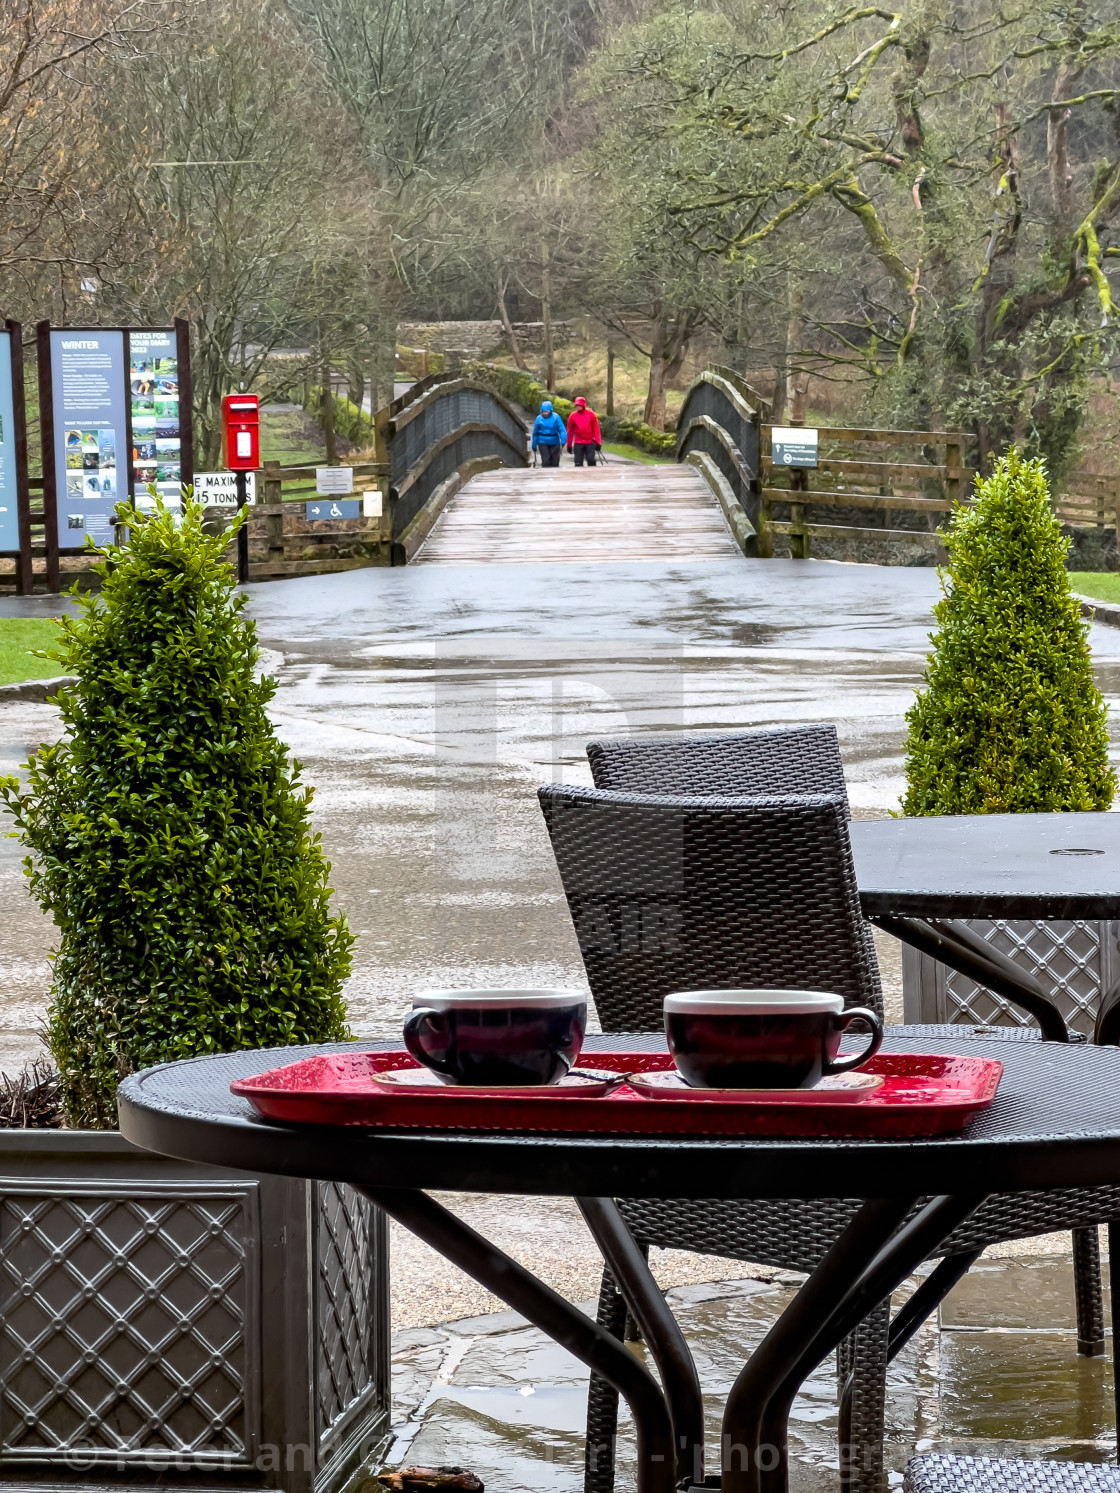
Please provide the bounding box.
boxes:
[1053,472,1120,533]
[759,425,975,559]
[239,460,389,580]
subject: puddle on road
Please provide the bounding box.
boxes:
[388,1256,1117,1492]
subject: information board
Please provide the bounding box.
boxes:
[0,331,19,550]
[771,426,819,468]
[315,466,354,495]
[130,329,182,510]
[49,329,128,548]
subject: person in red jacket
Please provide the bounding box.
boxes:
[566,397,602,468]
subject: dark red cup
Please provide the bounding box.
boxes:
[664,989,883,1090]
[403,988,587,1086]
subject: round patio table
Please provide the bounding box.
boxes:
[850,811,1120,1042]
[118,1030,1120,1493]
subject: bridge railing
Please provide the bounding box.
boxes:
[675,367,769,556]
[378,375,528,563]
[675,365,982,561]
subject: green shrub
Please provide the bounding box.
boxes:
[305,385,376,448]
[0,497,353,1127]
[463,361,678,456]
[902,450,1115,815]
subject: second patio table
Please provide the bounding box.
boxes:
[850,810,1120,1040]
[118,1032,1120,1493]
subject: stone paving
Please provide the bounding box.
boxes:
[5,556,1120,1482]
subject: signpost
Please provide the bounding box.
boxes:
[193,471,256,506]
[221,393,260,584]
[771,427,819,467]
[770,424,816,560]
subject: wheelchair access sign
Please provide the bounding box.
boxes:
[306,498,360,521]
[771,427,818,467]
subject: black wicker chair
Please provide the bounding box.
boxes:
[905,1453,1120,1491]
[538,770,1120,1493]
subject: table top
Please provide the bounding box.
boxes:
[117,1031,1120,1201]
[850,812,1120,919]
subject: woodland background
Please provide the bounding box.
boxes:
[4,0,1120,473]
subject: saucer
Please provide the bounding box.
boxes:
[628,1070,883,1102]
[371,1067,625,1097]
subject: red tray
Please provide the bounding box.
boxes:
[231,1049,1002,1138]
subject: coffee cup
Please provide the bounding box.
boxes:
[664,989,883,1090]
[403,989,587,1086]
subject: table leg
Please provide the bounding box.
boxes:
[721,1193,984,1493]
[837,1248,982,1471]
[358,1186,677,1493]
[872,914,1069,1041]
[577,1197,705,1486]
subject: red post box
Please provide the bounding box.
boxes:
[221,393,260,470]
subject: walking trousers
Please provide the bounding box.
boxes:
[539,445,561,467]
[573,443,597,467]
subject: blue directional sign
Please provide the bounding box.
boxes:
[306,498,360,521]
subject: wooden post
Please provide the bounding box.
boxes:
[35,321,60,593]
[7,321,33,595]
[788,415,808,559]
[421,347,429,379]
[757,425,773,559]
[263,459,284,562]
[944,439,962,508]
[606,346,615,416]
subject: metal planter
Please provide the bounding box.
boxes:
[901,917,1120,1037]
[0,1131,389,1493]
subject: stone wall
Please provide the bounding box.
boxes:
[398,320,577,359]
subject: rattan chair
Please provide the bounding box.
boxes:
[538,774,1120,1493]
[588,725,1108,1337]
[905,1454,1120,1491]
[586,723,851,804]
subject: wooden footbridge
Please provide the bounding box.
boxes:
[414,463,739,565]
[221,365,978,581]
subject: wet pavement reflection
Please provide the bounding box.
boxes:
[389,1255,1117,1491]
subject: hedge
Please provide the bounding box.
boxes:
[305,386,376,449]
[461,361,678,457]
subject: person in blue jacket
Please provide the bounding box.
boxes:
[532,401,567,467]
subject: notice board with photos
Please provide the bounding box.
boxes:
[39,320,193,550]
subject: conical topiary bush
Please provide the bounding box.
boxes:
[903,450,1115,815]
[0,498,353,1127]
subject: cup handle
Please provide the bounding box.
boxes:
[402,1008,455,1077]
[823,1007,884,1076]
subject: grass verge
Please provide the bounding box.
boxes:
[0,619,65,686]
[1068,572,1120,604]
[601,442,673,466]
